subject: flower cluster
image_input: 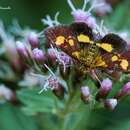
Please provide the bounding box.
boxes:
[12,0,130,111]
[0,0,130,112]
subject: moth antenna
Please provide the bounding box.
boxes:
[50,45,68,73]
[91,70,101,85]
[44,63,56,76]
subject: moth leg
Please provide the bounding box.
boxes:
[91,69,102,86]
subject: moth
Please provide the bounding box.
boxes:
[44,22,130,80]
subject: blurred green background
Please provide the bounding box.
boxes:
[1,0,130,130]
[0,0,74,30]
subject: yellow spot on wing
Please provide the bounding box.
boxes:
[77,34,90,43]
[97,43,113,52]
[111,55,118,62]
[120,59,129,70]
[95,56,107,67]
[55,36,65,46]
[68,39,74,46]
[72,51,80,59]
[96,61,107,67]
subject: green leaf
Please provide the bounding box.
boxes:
[107,81,123,98]
[0,103,38,130]
[17,88,62,115]
[0,61,16,81]
[106,1,130,31]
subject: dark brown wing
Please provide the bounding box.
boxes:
[94,33,129,72]
[96,50,130,72]
[44,25,81,60]
[98,33,127,53]
[70,22,94,43]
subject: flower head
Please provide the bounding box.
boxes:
[16,41,29,59]
[96,78,112,99]
[32,48,46,64]
[47,48,57,61]
[67,0,103,29]
[28,32,39,49]
[116,82,130,98]
[81,86,91,103]
[50,46,73,72]
[104,98,117,110]
[91,0,112,16]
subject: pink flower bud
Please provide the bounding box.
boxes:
[104,98,117,110]
[127,43,130,49]
[47,48,57,61]
[81,86,91,103]
[16,41,29,59]
[28,32,39,48]
[32,48,45,64]
[116,82,130,98]
[72,9,89,22]
[85,16,97,29]
[96,78,112,99]
[122,82,130,93]
[72,10,97,29]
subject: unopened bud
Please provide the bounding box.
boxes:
[28,32,39,48]
[16,41,29,59]
[47,48,57,61]
[32,48,46,64]
[96,78,112,99]
[81,86,91,103]
[104,98,117,110]
[53,84,65,99]
[85,16,97,29]
[116,82,130,98]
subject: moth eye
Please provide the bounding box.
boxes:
[55,36,65,46]
[77,34,90,43]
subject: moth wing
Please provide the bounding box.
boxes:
[95,50,130,72]
[97,33,127,53]
[44,26,81,60]
[70,22,94,44]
